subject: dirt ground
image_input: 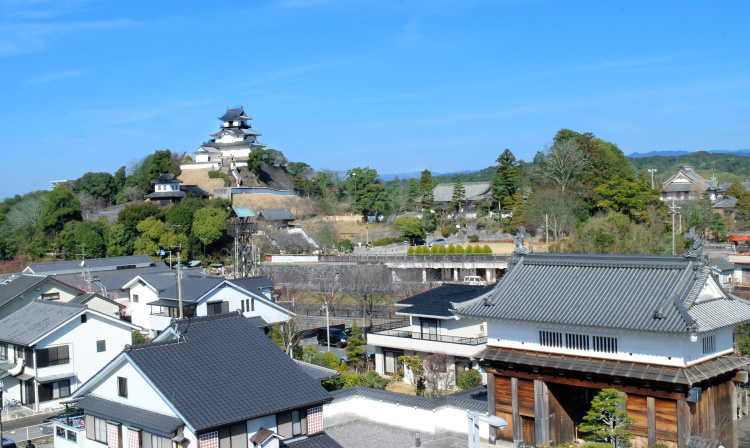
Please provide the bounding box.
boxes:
[232,194,316,218]
[386,382,416,394]
[177,168,226,193]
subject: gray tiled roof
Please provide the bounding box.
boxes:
[293,360,340,381]
[152,173,182,185]
[69,292,125,308]
[396,284,495,318]
[663,166,708,187]
[126,312,332,431]
[159,276,224,301]
[712,197,737,208]
[26,255,158,275]
[54,262,171,292]
[0,275,47,307]
[0,300,85,345]
[218,107,252,121]
[330,386,487,412]
[259,208,295,222]
[281,434,343,448]
[76,395,183,436]
[431,182,491,203]
[230,276,275,294]
[456,253,750,334]
[144,191,187,199]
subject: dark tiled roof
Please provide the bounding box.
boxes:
[248,316,269,328]
[70,292,125,308]
[712,197,737,208]
[136,271,180,292]
[293,360,340,381]
[0,275,47,307]
[54,262,171,291]
[76,395,183,436]
[230,276,274,294]
[218,107,252,121]
[396,284,495,318]
[480,347,750,387]
[26,255,157,275]
[710,257,735,272]
[0,300,85,345]
[159,276,224,301]
[152,173,183,185]
[125,312,332,431]
[432,182,491,203]
[281,434,343,448]
[330,386,486,412]
[259,208,295,221]
[456,253,750,334]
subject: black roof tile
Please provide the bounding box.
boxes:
[76,395,183,436]
[396,284,495,318]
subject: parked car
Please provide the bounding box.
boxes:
[409,237,426,246]
[317,327,348,348]
[2,437,17,448]
[428,238,446,248]
[463,275,486,286]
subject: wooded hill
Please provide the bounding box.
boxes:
[628,151,750,183]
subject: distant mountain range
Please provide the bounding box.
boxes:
[628,149,750,158]
[380,170,478,181]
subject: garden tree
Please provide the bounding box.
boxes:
[0,191,48,245]
[568,211,671,255]
[422,353,452,397]
[131,331,149,345]
[165,195,204,232]
[421,185,435,211]
[526,189,582,242]
[451,179,466,213]
[421,211,437,233]
[345,321,367,372]
[133,216,189,258]
[73,172,118,204]
[113,166,127,193]
[725,180,746,198]
[533,137,592,193]
[419,169,434,192]
[710,212,726,238]
[396,355,426,396]
[311,171,335,199]
[735,191,750,230]
[38,184,82,234]
[126,150,181,193]
[337,238,354,253]
[594,176,665,223]
[681,197,712,231]
[554,129,634,187]
[247,148,288,174]
[508,192,526,231]
[118,202,164,234]
[269,318,303,358]
[107,224,133,256]
[312,221,338,252]
[394,216,424,238]
[192,207,228,247]
[737,324,750,356]
[117,186,144,204]
[345,166,379,198]
[287,162,314,193]
[578,388,635,447]
[406,179,420,210]
[492,149,520,209]
[0,235,14,260]
[342,265,392,326]
[355,183,389,219]
[457,369,482,391]
[57,220,108,259]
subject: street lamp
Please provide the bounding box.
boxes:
[648,169,657,189]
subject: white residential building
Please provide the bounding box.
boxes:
[0,300,140,411]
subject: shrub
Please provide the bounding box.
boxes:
[445,244,455,254]
[457,369,482,391]
[323,371,388,391]
[373,237,403,246]
[482,244,492,254]
[454,245,464,254]
[469,235,479,243]
[440,226,458,237]
[131,331,149,345]
[464,245,474,254]
[337,239,354,253]
[208,171,229,180]
[407,246,415,256]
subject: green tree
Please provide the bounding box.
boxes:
[451,179,466,213]
[346,166,379,197]
[534,137,591,193]
[419,169,434,192]
[406,179,420,210]
[569,212,670,255]
[594,176,664,223]
[108,223,133,256]
[246,148,288,175]
[492,149,520,210]
[131,331,149,345]
[737,324,750,356]
[578,388,635,447]
[355,183,389,219]
[114,166,127,194]
[457,369,482,391]
[313,221,338,252]
[165,196,204,232]
[38,184,82,234]
[394,216,424,238]
[133,217,188,258]
[726,180,746,199]
[345,321,367,371]
[73,172,118,204]
[508,192,526,231]
[736,191,750,229]
[127,150,181,192]
[57,220,108,259]
[192,208,228,246]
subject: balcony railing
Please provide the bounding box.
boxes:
[369,319,410,333]
[371,329,487,345]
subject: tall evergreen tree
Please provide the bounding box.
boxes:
[406,179,420,210]
[492,149,520,210]
[419,169,434,192]
[451,179,466,212]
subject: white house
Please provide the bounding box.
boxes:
[368,284,493,386]
[55,312,338,448]
[0,274,86,320]
[0,300,140,412]
[126,274,293,336]
[454,249,750,448]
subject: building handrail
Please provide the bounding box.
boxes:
[369,319,410,333]
[371,329,487,345]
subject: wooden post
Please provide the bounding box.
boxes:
[487,372,497,442]
[708,385,717,439]
[534,380,549,446]
[647,396,656,447]
[677,399,690,448]
[512,377,522,445]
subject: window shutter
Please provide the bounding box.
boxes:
[220,301,229,313]
[59,345,70,361]
[218,427,231,448]
[142,432,152,448]
[230,423,246,448]
[37,348,50,368]
[277,412,292,439]
[159,437,170,448]
[86,415,96,440]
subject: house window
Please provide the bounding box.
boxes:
[383,349,404,375]
[702,335,716,355]
[592,336,618,353]
[21,379,35,405]
[144,432,171,448]
[38,379,71,402]
[96,340,106,352]
[118,376,128,397]
[133,294,139,303]
[56,426,66,438]
[277,409,306,439]
[37,345,70,367]
[94,417,108,443]
[206,301,229,315]
[16,346,34,367]
[251,297,255,312]
[41,292,60,300]
[0,342,7,360]
[539,330,563,348]
[81,314,87,323]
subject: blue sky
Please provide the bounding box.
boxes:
[1,0,749,197]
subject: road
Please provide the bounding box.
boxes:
[1,411,59,442]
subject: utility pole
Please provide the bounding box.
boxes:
[669,199,681,255]
[545,214,549,252]
[46,243,60,276]
[648,168,657,189]
[76,243,87,261]
[172,244,184,319]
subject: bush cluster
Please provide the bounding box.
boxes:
[407,244,492,255]
[373,237,405,246]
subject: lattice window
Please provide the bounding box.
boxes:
[539,330,563,348]
[565,333,590,351]
[128,429,141,448]
[702,335,716,355]
[306,406,323,435]
[199,431,219,448]
[592,336,618,353]
[107,423,120,448]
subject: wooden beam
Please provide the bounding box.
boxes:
[647,396,656,447]
[487,371,496,442]
[485,366,687,401]
[677,399,690,448]
[708,385,716,439]
[534,380,549,446]
[511,377,521,445]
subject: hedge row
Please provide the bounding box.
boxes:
[407,244,492,255]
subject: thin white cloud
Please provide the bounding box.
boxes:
[76,100,215,125]
[25,69,84,85]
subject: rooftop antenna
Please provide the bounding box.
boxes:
[75,243,87,262]
[45,243,60,276]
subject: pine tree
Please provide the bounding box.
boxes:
[406,179,421,211]
[419,169,434,192]
[509,192,525,231]
[578,389,635,447]
[451,179,466,213]
[345,321,367,371]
